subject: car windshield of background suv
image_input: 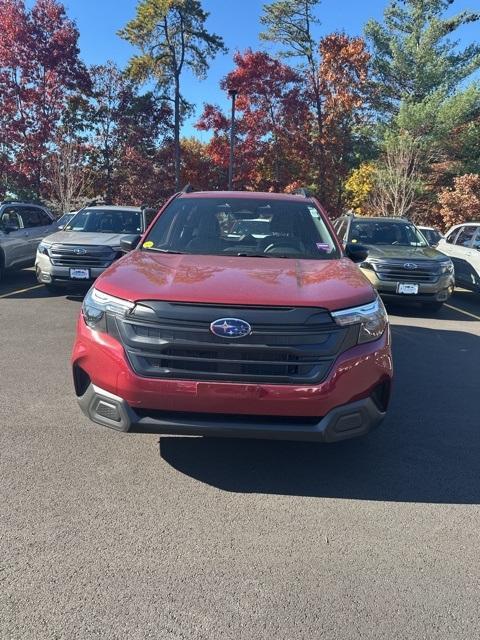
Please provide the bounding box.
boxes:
[65,209,141,234]
[142,197,340,260]
[349,220,428,247]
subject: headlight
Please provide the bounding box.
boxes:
[331,297,388,344]
[82,287,134,331]
[439,260,454,275]
[37,243,51,256]
[359,261,373,270]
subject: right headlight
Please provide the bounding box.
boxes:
[82,286,134,332]
[331,297,388,344]
[37,242,51,256]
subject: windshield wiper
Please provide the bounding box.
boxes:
[235,252,273,258]
[145,248,186,254]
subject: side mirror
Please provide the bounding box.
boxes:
[120,234,141,252]
[3,224,19,234]
[345,242,369,263]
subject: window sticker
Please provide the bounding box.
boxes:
[143,241,154,248]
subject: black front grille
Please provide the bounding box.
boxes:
[50,244,116,268]
[373,260,441,283]
[109,302,357,385]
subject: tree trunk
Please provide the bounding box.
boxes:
[174,75,181,192]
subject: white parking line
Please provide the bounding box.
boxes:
[0,284,43,299]
[445,303,480,321]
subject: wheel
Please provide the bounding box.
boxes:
[0,251,4,282]
[423,301,444,312]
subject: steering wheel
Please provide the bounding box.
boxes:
[264,239,305,255]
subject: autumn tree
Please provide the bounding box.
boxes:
[45,137,92,212]
[438,173,480,228]
[345,162,375,214]
[370,133,425,218]
[0,0,89,199]
[119,0,225,191]
[197,50,311,191]
[260,0,325,191]
[318,33,371,210]
[181,137,223,190]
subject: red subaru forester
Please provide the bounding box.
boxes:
[72,191,392,442]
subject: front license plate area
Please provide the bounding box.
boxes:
[397,283,419,295]
[70,268,90,280]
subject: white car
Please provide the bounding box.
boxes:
[437,222,480,293]
[417,226,443,246]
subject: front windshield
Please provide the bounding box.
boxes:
[349,220,428,247]
[142,197,340,260]
[65,209,141,234]
[57,213,75,227]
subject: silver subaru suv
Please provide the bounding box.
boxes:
[35,203,157,291]
[0,201,56,281]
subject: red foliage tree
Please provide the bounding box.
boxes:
[197,50,311,191]
[196,40,370,213]
[317,34,371,212]
[438,174,480,229]
[0,0,89,198]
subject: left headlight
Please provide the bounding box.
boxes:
[82,287,134,332]
[37,242,51,256]
[439,259,454,275]
[331,296,388,344]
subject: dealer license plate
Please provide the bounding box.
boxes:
[397,283,419,295]
[70,268,90,280]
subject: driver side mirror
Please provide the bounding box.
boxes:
[345,242,369,263]
[2,224,19,234]
[120,234,141,252]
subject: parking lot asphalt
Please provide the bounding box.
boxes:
[1,269,479,640]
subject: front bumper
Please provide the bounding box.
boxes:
[77,382,386,442]
[35,253,110,284]
[360,269,454,303]
[72,316,393,442]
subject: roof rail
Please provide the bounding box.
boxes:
[293,187,312,197]
[1,199,44,206]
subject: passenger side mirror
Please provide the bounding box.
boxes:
[120,234,141,252]
[345,242,369,263]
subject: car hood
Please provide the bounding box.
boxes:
[42,231,128,247]
[364,245,445,261]
[96,252,375,312]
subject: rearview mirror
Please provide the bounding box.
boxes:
[120,234,141,252]
[345,242,369,263]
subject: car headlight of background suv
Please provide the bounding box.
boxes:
[439,259,454,275]
[332,297,388,344]
[37,242,51,256]
[82,287,134,331]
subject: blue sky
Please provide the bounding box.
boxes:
[49,0,480,137]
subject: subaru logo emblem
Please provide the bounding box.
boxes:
[403,263,418,270]
[74,248,87,255]
[210,318,252,339]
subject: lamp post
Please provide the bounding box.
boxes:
[228,88,238,191]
